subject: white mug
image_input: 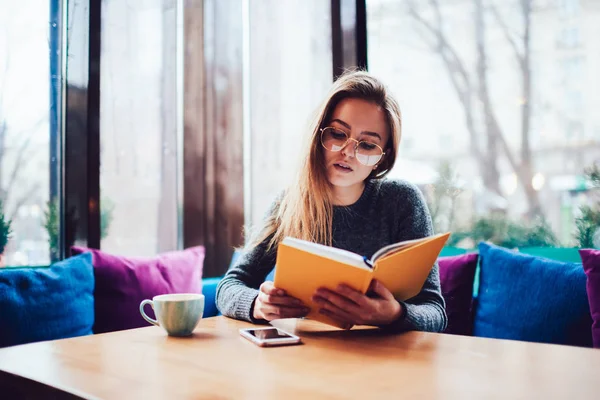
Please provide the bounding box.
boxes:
[139,293,205,337]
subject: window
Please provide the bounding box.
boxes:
[0,1,59,266]
[559,0,580,19]
[559,27,580,48]
[100,0,181,256]
[561,56,583,82]
[566,91,583,114]
[248,0,332,227]
[367,0,600,246]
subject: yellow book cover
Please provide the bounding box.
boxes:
[273,232,451,328]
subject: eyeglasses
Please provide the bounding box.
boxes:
[320,127,385,167]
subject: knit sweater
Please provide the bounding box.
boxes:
[216,178,447,333]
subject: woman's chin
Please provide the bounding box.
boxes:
[327,173,362,188]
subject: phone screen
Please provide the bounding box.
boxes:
[245,328,294,340]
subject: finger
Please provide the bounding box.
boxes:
[370,279,395,301]
[258,291,305,307]
[279,306,311,318]
[259,281,286,296]
[318,309,354,330]
[313,289,361,314]
[313,294,361,322]
[262,304,310,319]
[335,284,369,307]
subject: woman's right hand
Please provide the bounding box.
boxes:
[253,281,310,321]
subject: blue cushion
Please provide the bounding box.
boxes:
[0,253,95,347]
[202,277,222,318]
[204,251,275,318]
[474,242,592,346]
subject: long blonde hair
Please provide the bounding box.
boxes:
[251,70,402,251]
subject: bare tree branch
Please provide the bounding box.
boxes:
[489,1,524,66]
[8,183,41,223]
[0,26,11,110]
[407,0,471,92]
[406,0,542,217]
[430,0,473,90]
[0,120,6,201]
[4,117,46,197]
[406,2,469,107]
[407,0,483,164]
[475,0,501,194]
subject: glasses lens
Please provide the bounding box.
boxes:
[321,127,348,152]
[356,141,383,166]
[321,127,383,166]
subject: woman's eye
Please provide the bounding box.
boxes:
[359,142,377,151]
[331,131,347,139]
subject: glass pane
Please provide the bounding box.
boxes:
[368,0,600,247]
[100,0,181,256]
[248,0,333,227]
[0,1,56,266]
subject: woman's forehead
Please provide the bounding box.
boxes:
[330,98,388,139]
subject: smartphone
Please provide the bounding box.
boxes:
[239,327,302,347]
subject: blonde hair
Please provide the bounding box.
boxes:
[251,70,402,251]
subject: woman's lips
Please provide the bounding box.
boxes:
[333,162,353,172]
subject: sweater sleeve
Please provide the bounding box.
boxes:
[215,201,279,323]
[383,182,448,333]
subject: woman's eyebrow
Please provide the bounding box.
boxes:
[330,119,382,141]
[330,118,351,130]
[362,132,382,141]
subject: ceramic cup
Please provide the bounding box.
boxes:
[139,293,205,337]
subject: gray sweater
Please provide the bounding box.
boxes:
[216,178,447,333]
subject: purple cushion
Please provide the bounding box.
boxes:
[438,253,479,336]
[579,249,600,348]
[71,246,205,334]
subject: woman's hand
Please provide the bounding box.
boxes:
[312,279,403,328]
[253,281,310,321]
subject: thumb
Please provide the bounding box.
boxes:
[259,281,285,296]
[371,280,394,301]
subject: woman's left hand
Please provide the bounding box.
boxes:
[312,279,403,328]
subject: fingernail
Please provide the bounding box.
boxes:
[277,290,285,296]
[294,298,302,304]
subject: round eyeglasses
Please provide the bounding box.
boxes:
[320,127,385,167]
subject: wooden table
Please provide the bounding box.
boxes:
[1,316,599,399]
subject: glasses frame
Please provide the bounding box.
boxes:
[319,127,385,166]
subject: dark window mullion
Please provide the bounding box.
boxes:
[331,0,368,80]
[63,0,101,258]
[86,0,101,250]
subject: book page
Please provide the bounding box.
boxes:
[371,232,450,263]
[282,237,371,270]
[371,232,451,300]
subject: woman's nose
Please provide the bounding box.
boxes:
[340,140,357,158]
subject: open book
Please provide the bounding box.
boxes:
[273,232,451,328]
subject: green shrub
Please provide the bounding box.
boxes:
[0,201,12,254]
[575,163,600,248]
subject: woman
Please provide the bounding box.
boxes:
[216,71,447,332]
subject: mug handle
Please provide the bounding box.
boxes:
[140,299,159,326]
